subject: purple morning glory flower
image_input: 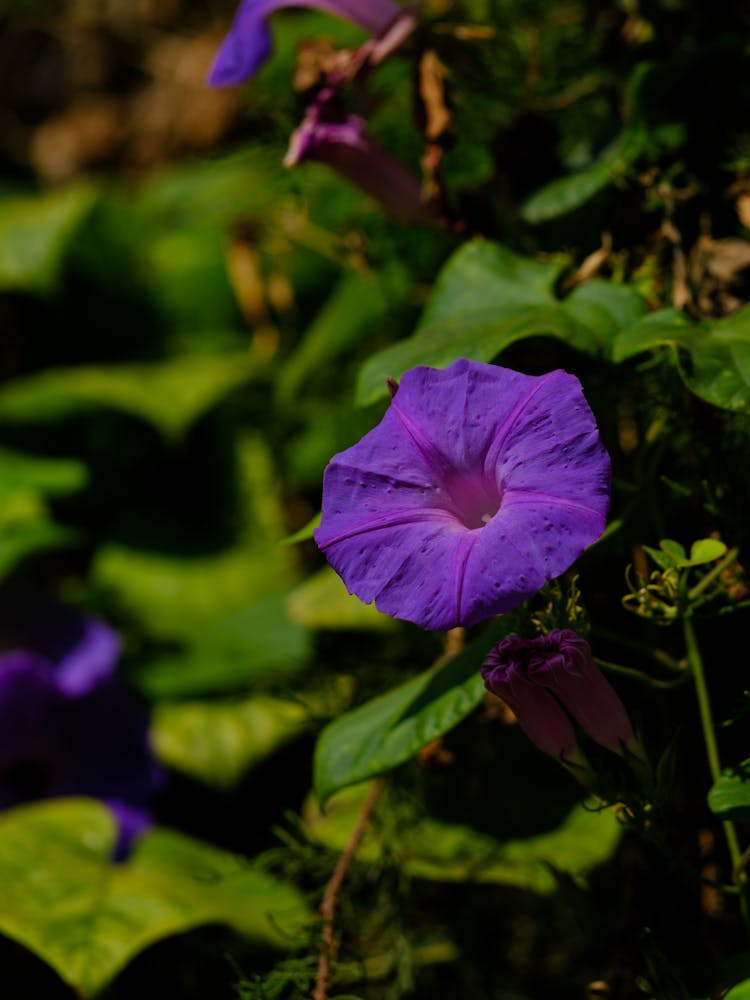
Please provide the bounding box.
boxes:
[482,631,635,757]
[314,359,610,631]
[208,0,414,86]
[0,595,160,858]
[284,87,431,221]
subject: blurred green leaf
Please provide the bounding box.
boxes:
[277,271,389,404]
[522,61,685,223]
[286,566,395,632]
[0,351,263,440]
[313,620,511,804]
[522,130,640,224]
[281,513,321,546]
[725,980,750,999]
[151,695,314,788]
[0,449,88,499]
[357,242,644,404]
[134,596,310,698]
[0,799,310,996]
[0,521,76,579]
[305,783,621,893]
[0,184,98,293]
[613,305,750,412]
[708,759,750,821]
[95,545,289,642]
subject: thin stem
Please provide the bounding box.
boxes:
[591,624,686,672]
[683,617,750,941]
[595,657,690,689]
[313,777,386,1000]
[687,547,739,604]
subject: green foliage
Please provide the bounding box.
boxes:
[0,351,263,440]
[614,306,750,413]
[304,783,621,894]
[0,799,310,997]
[286,566,395,632]
[357,241,645,404]
[151,694,316,788]
[314,621,512,804]
[0,184,98,293]
[642,538,728,571]
[708,759,750,821]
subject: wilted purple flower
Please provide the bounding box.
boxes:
[482,631,635,756]
[285,87,431,221]
[209,0,415,86]
[0,597,160,858]
[315,359,610,631]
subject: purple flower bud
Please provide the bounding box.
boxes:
[315,359,610,631]
[0,595,161,859]
[208,0,413,86]
[284,87,432,222]
[482,631,635,756]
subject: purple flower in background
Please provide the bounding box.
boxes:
[0,594,160,858]
[285,88,431,221]
[315,359,610,631]
[209,0,415,86]
[482,631,635,757]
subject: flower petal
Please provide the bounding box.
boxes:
[208,0,401,86]
[392,359,541,475]
[491,368,611,506]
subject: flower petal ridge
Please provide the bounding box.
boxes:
[315,358,611,630]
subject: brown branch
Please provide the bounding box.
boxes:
[312,777,386,1000]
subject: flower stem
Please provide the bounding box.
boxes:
[683,617,750,940]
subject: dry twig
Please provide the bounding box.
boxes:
[312,777,386,1000]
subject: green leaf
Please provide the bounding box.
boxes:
[563,280,646,349]
[313,621,511,804]
[0,799,310,997]
[277,271,389,405]
[305,783,621,894]
[708,759,750,821]
[0,184,98,293]
[133,596,310,698]
[660,539,687,564]
[286,566,395,632]
[725,979,750,999]
[0,520,77,579]
[357,241,645,405]
[151,695,314,788]
[0,449,88,500]
[281,513,321,546]
[687,538,727,566]
[521,131,641,224]
[0,351,263,440]
[613,306,750,413]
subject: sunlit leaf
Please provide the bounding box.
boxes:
[687,538,727,566]
[0,799,310,997]
[286,566,395,632]
[0,184,98,293]
[0,449,88,499]
[305,783,621,893]
[133,596,310,698]
[0,351,263,440]
[708,759,750,821]
[151,695,315,788]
